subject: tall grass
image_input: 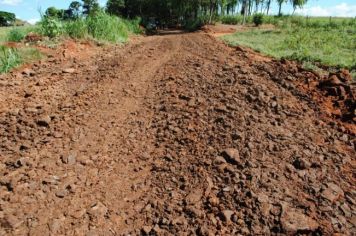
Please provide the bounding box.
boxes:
[86,12,128,43]
[0,45,42,73]
[39,12,141,43]
[0,26,38,43]
[0,45,21,73]
[64,18,88,39]
[122,17,142,34]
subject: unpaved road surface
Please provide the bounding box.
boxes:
[0,32,355,235]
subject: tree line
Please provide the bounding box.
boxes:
[46,0,308,22]
[1,0,309,27]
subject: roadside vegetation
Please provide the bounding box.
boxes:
[222,16,356,72]
[0,0,142,73]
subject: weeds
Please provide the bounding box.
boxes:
[86,12,128,43]
[0,45,21,73]
[7,28,26,42]
[64,18,88,39]
[38,12,140,43]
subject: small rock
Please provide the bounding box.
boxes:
[338,69,352,82]
[214,156,227,165]
[88,202,108,218]
[292,157,311,170]
[62,153,76,165]
[338,86,347,98]
[221,148,242,166]
[37,115,51,127]
[152,224,162,234]
[257,193,269,203]
[197,225,211,236]
[141,226,152,235]
[185,189,203,205]
[55,190,67,198]
[220,210,234,222]
[49,218,62,233]
[2,215,23,229]
[339,203,352,217]
[222,187,231,192]
[22,68,35,76]
[62,68,76,74]
[281,206,319,233]
[323,75,341,86]
[69,209,86,219]
[321,183,344,202]
[67,154,76,165]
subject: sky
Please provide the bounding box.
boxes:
[0,0,355,24]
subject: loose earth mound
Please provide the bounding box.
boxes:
[0,32,354,235]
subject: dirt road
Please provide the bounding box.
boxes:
[0,32,355,235]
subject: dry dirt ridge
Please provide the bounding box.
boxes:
[0,32,355,235]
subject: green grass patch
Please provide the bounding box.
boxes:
[0,45,21,73]
[7,28,27,42]
[0,27,12,42]
[0,26,38,43]
[222,21,356,70]
[0,45,42,73]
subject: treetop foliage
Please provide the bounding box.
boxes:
[0,11,16,26]
[42,0,309,25]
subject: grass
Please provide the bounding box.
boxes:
[222,16,356,71]
[39,12,141,43]
[0,45,21,73]
[86,13,129,43]
[0,26,37,43]
[0,12,141,73]
[0,26,42,73]
[0,27,12,42]
[0,45,42,73]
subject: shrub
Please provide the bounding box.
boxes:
[40,17,63,38]
[7,28,26,42]
[220,15,242,25]
[0,45,21,73]
[184,17,204,32]
[253,13,264,26]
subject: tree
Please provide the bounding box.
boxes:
[265,0,272,15]
[45,7,61,18]
[0,11,15,26]
[291,0,307,14]
[69,1,82,18]
[277,0,286,16]
[106,0,125,16]
[82,0,100,15]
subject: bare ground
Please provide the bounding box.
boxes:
[0,32,355,235]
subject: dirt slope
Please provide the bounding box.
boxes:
[0,32,355,235]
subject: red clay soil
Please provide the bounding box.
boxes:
[0,32,355,235]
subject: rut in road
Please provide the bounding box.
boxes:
[0,32,355,235]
